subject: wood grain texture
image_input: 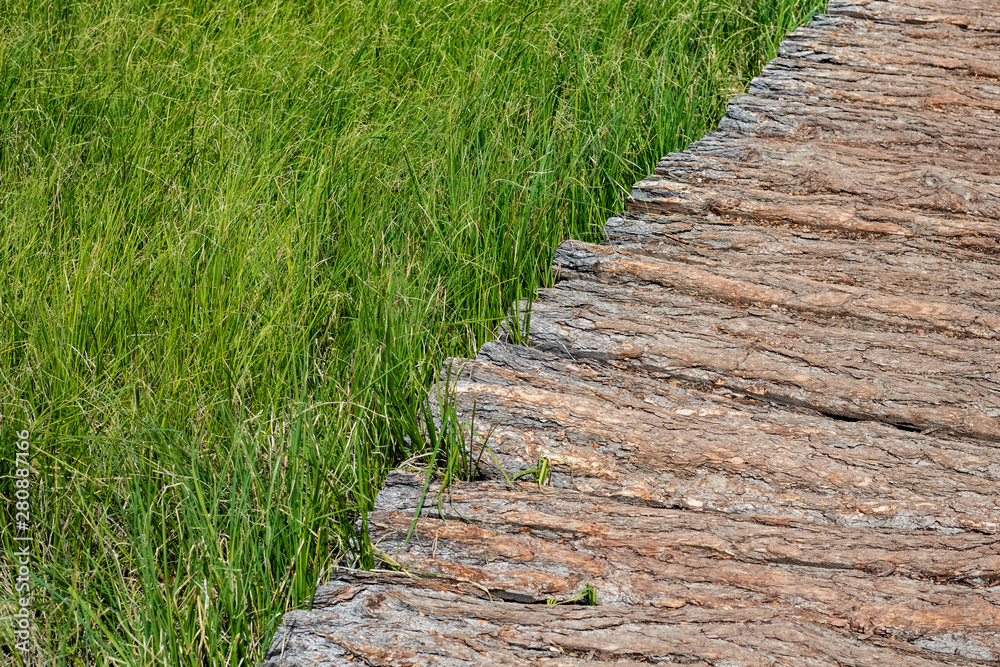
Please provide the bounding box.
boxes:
[448,343,1000,533]
[263,0,1000,663]
[828,0,1000,32]
[365,474,1000,658]
[553,240,1000,339]
[537,254,1000,439]
[263,571,992,667]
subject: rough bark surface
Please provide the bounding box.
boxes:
[444,343,1000,534]
[264,0,1000,664]
[263,571,994,667]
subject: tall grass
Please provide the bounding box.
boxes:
[0,0,823,663]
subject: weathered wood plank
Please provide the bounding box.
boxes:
[630,175,1000,245]
[756,18,1000,108]
[604,213,1000,307]
[553,240,1000,339]
[372,473,1000,590]
[518,273,1000,440]
[778,19,1000,88]
[263,571,987,666]
[447,343,1000,533]
[645,153,1000,232]
[828,0,1000,32]
[367,473,1000,660]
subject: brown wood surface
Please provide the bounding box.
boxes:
[264,0,1000,664]
[444,343,1000,533]
[263,571,992,666]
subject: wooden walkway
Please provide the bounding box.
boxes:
[264,0,1000,664]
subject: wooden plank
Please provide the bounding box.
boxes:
[526,284,1000,440]
[364,473,1000,659]
[371,473,1000,592]
[604,213,1000,296]
[532,248,1000,439]
[827,0,1000,31]
[263,571,983,666]
[553,240,1000,339]
[630,175,1000,245]
[447,343,1000,533]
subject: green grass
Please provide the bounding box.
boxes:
[0,0,822,663]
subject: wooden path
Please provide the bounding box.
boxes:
[263,0,1000,663]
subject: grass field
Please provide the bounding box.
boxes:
[1,0,822,663]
